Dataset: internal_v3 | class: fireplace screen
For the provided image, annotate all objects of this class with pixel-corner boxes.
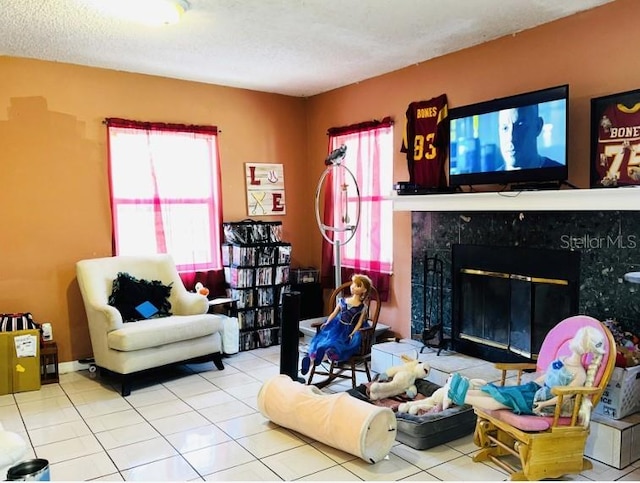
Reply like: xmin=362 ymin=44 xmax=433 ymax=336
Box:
xmin=459 ymin=269 xmax=510 ymax=350
xmin=452 ymin=244 xmax=580 ymax=361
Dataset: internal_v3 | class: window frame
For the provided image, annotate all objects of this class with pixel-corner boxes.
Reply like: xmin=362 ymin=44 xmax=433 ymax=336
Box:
xmin=106 ymin=119 xmax=223 ymax=273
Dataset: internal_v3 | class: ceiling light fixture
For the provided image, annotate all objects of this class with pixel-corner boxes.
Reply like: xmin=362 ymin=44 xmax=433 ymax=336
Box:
xmin=90 ymin=0 xmax=190 ymax=26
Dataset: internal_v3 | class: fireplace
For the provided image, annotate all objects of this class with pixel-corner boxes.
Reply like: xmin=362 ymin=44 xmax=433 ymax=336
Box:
xmin=451 ymin=244 xmax=580 ymax=362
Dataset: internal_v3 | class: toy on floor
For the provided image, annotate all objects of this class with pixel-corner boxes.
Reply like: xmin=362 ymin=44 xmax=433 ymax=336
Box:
xmin=397 ymin=386 xmax=446 ymax=414
xmin=258 ymin=374 xmax=396 ymax=463
xmin=368 ymin=355 xmax=429 ymax=401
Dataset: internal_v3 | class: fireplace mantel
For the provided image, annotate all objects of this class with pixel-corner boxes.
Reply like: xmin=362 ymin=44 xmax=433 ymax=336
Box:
xmin=391 ymin=187 xmax=640 ymax=212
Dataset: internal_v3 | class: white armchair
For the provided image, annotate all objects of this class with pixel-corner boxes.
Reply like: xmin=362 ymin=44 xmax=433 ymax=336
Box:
xmin=76 ymin=254 xmax=226 ymax=396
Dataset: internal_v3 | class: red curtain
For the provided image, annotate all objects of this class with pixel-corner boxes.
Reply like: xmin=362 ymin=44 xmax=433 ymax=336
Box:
xmin=105 ymin=118 xmax=219 ymax=135
xmin=179 ymin=269 xmax=226 ymax=295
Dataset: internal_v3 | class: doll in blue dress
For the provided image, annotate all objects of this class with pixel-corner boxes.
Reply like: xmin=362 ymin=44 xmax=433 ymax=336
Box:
xmin=301 ymin=274 xmax=373 ymax=375
xmin=444 ymin=326 xmax=606 ymax=415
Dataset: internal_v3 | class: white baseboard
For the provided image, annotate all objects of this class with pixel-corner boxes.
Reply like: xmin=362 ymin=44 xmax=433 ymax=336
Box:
xmin=59 ymin=360 xmax=92 ymax=374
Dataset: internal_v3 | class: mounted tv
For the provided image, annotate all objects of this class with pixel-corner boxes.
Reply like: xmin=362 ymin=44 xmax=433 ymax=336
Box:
xmin=448 ymin=85 xmax=569 ymax=188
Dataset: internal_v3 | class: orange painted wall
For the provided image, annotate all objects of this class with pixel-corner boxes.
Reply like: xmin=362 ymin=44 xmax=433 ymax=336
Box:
xmin=0 ymin=0 xmax=636 ymax=363
xmin=306 ymin=0 xmax=640 ymax=338
xmin=0 ymin=58 xmax=311 ymax=363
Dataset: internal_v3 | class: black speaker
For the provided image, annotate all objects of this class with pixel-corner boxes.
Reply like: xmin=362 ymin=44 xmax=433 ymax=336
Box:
xmin=290 ymin=282 xmax=324 ymax=319
xmin=280 ymin=291 xmax=304 ymax=382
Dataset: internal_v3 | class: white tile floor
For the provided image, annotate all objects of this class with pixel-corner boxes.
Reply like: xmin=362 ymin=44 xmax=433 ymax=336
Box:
xmin=2 ymin=344 xmax=640 ymax=481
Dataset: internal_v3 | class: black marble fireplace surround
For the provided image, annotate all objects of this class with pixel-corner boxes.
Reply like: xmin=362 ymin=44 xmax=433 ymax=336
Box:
xmin=411 ymin=210 xmax=640 ymax=361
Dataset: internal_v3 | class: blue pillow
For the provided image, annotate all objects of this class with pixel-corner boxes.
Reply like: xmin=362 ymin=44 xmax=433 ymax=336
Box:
xmin=108 ymin=272 xmax=172 ymax=322
xmin=135 ymin=301 xmax=159 ymax=319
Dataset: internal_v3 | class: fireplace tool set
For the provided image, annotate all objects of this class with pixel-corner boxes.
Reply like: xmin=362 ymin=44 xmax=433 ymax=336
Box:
xmin=420 ymin=253 xmax=451 ymax=355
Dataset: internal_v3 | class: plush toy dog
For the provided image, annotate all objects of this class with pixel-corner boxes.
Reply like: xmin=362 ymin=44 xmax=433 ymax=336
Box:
xmin=397 ymin=386 xmax=447 ymax=414
xmin=369 ymin=355 xmax=429 ymax=401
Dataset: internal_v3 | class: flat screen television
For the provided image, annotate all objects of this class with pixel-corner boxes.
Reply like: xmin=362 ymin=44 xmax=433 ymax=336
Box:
xmin=448 ymin=85 xmax=569 ymax=188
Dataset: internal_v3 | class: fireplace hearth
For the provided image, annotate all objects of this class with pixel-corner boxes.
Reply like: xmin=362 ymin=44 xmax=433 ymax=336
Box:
xmin=451 ymin=244 xmax=580 ymax=362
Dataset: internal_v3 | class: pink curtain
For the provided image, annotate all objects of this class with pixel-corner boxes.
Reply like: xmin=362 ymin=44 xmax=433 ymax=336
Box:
xmin=106 ymin=118 xmax=225 ymax=292
xmin=321 ymin=118 xmax=393 ymax=301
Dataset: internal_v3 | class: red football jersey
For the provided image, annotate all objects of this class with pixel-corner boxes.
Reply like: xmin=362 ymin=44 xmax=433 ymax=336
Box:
xmin=595 ymin=103 xmax=640 ymax=186
xmin=401 ymin=94 xmax=449 ymax=188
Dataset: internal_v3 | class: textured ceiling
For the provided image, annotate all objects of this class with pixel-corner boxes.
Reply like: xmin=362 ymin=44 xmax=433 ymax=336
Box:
xmin=0 ymin=0 xmax=615 ymax=97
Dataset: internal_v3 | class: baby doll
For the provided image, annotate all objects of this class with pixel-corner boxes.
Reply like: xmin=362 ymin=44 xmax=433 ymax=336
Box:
xmin=301 ymin=274 xmax=372 ymax=375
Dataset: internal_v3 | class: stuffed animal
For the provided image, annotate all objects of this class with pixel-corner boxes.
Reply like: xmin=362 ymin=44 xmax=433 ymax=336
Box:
xmin=194 ymin=282 xmax=210 ymax=297
xmin=397 ymin=376 xmax=488 ymax=414
xmin=369 ymin=355 xmax=429 ymax=401
xmin=397 ymin=386 xmax=446 ymax=414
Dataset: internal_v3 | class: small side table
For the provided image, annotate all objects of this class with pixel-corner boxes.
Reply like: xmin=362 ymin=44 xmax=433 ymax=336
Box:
xmin=208 ymin=297 xmax=238 ymax=317
xmin=40 ymin=340 xmax=59 ymax=384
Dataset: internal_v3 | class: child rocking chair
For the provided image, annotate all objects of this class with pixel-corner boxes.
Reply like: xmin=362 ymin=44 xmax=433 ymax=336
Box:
xmin=471 ymin=315 xmax=616 ymax=481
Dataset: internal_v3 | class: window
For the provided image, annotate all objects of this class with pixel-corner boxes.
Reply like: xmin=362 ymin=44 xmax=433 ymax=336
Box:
xmin=106 ymin=119 xmax=223 ymax=273
xmin=323 ymin=118 xmax=393 ymax=297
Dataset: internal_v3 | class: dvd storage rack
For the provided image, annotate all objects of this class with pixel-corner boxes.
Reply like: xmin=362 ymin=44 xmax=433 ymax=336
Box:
xmin=222 ymin=220 xmax=291 ymax=351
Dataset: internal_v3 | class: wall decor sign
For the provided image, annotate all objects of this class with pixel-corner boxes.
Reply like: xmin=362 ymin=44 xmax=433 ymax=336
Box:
xmin=245 ymin=163 xmax=286 ymax=215
xmin=591 ymin=88 xmax=640 ymax=188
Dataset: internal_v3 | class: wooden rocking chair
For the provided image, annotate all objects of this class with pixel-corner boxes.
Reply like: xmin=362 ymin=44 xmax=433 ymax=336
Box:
xmin=472 ymin=315 xmax=616 ymax=481
xmin=306 ymin=281 xmax=381 ymax=389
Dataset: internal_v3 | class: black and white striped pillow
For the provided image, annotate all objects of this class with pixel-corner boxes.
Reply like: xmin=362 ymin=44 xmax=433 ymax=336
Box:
xmin=0 ymin=312 xmax=39 ymax=332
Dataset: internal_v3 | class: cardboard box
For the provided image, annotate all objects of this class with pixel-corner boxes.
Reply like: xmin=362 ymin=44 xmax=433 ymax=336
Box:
xmin=0 ymin=329 xmax=41 ymax=395
xmin=585 ymin=412 xmax=640 ymax=469
xmin=594 ymin=364 xmax=640 ymax=419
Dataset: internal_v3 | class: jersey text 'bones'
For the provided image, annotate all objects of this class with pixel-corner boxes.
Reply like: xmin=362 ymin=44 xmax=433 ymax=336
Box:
xmin=401 ymin=94 xmax=448 ymax=188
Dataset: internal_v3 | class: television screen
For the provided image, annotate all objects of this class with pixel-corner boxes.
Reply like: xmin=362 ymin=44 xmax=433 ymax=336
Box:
xmin=448 ymin=85 xmax=568 ymax=188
